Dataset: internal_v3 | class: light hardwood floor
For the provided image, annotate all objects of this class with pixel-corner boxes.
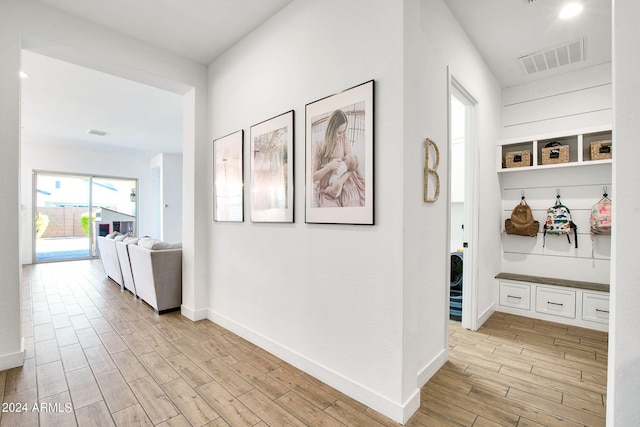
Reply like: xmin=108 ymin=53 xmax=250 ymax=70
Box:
xmin=1 ymin=260 xmax=607 ymax=426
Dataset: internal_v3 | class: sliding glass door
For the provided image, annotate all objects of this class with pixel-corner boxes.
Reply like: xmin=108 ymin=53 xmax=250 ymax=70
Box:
xmin=34 ymin=172 xmax=92 ymax=261
xmin=33 ymin=171 xmax=137 ymax=262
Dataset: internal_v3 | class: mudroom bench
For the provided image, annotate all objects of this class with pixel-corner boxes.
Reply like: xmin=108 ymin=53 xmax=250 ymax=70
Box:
xmin=495 ymin=272 xmax=609 ymax=331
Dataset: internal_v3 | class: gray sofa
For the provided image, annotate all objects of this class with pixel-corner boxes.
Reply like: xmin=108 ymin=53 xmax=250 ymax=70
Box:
xmin=127 ymin=238 xmax=182 ymax=313
xmin=97 ymin=234 xmax=182 ymax=313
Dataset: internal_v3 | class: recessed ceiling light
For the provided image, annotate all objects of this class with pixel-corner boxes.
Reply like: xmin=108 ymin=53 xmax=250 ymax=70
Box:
xmin=19 ymin=71 xmax=30 ymax=79
xmin=559 ymin=3 xmax=583 ymax=19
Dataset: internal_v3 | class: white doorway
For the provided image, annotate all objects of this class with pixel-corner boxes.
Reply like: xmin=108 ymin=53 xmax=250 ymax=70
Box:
xmin=449 ymin=76 xmax=479 ymax=331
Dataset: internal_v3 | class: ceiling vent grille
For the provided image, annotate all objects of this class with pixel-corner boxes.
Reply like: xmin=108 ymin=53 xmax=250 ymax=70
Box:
xmin=88 ymin=129 xmax=110 ymax=136
xmin=518 ymin=38 xmax=585 ymax=75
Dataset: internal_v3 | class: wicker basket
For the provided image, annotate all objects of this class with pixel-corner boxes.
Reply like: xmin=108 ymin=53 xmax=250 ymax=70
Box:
xmin=590 ymin=140 xmax=612 ymax=160
xmin=541 ymin=145 xmax=569 ymax=165
xmin=505 ymin=150 xmax=531 ymax=168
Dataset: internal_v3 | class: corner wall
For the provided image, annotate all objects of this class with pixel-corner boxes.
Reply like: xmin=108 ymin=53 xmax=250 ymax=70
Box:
xmin=609 ymin=0 xmax=640 ymax=424
xmin=0 ymin=0 xmax=23 ymax=370
xmin=206 ymin=0 xmax=503 ymax=422
xmin=207 ymin=0 xmax=407 ymax=420
xmin=0 ymin=0 xmax=207 ymax=370
xmin=403 ymin=0 xmax=503 ymax=392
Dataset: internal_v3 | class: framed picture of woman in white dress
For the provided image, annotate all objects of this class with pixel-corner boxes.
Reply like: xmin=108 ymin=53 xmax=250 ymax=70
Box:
xmin=213 ymin=130 xmax=244 ymax=222
xmin=305 ymin=80 xmax=374 ymax=224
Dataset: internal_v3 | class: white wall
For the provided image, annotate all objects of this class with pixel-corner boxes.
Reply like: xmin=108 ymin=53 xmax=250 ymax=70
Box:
xmin=161 ymin=153 xmax=183 ymax=243
xmin=21 ymin=143 xmax=154 ymax=263
xmin=502 ymin=62 xmax=612 ymax=139
xmin=150 ymin=153 xmax=183 ymax=243
xmin=499 ymin=66 xmax=613 ymax=285
xmin=0 ymin=0 xmax=23 ymax=371
xmin=403 ymin=0 xmax=503 ymax=392
xmin=609 ymin=0 xmax=640 ymax=424
xmin=0 ymin=0 xmax=207 ymax=370
xmin=207 ymin=0 xmax=407 ymax=419
xmin=205 ymin=0 xmax=502 ymax=422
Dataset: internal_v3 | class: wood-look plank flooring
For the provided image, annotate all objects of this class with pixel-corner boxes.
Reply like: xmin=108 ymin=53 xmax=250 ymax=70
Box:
xmin=407 ymin=316 xmax=608 ymax=427
xmin=1 ymin=260 xmax=607 ymax=426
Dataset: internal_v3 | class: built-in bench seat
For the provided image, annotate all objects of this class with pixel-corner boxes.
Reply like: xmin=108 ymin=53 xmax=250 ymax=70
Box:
xmin=495 ymin=272 xmax=610 ymax=331
xmin=495 ymin=272 xmax=609 ymax=293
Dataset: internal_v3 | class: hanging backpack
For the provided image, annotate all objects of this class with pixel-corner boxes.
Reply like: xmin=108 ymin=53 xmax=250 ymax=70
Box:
xmin=505 ymin=197 xmax=539 ymax=237
xmin=590 ymin=191 xmax=612 ymax=235
xmin=543 ymin=194 xmax=578 ymax=248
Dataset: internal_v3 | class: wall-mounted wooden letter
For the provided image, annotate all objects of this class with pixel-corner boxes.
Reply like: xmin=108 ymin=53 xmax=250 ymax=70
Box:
xmin=424 ymin=138 xmax=440 ymax=202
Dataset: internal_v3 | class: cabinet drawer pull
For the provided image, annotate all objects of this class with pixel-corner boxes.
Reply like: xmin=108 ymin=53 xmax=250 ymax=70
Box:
xmin=595 ymin=308 xmax=609 ymax=314
xmin=547 ymin=302 xmax=563 ymax=306
xmin=507 ymin=295 xmax=522 ymax=300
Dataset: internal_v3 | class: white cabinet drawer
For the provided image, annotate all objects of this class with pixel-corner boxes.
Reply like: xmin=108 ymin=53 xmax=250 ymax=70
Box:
xmin=536 ymin=287 xmax=576 ymax=318
xmin=583 ymin=293 xmax=610 ymax=324
xmin=499 ymin=282 xmax=531 ymax=310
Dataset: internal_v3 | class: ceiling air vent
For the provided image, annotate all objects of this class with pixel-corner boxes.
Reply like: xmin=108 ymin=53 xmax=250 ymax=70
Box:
xmin=88 ymin=129 xmax=110 ymax=136
xmin=518 ymin=38 xmax=585 ymax=75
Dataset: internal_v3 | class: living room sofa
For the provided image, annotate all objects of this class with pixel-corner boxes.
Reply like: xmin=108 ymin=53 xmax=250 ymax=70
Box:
xmin=97 ymin=234 xmax=182 ymax=313
xmin=115 ymin=237 xmax=140 ymax=295
xmin=96 ymin=234 xmax=125 ymax=288
xmin=127 ymin=238 xmax=182 ymax=313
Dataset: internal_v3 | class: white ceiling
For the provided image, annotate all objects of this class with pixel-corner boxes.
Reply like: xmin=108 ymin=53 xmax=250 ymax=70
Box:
xmin=21 ymin=50 xmax=184 ymax=154
xmin=22 ymin=0 xmax=611 ymax=156
xmin=34 ymin=0 xmax=294 ymax=65
xmin=22 ymin=0 xmax=293 ymax=156
xmin=444 ymin=0 xmax=611 ymax=88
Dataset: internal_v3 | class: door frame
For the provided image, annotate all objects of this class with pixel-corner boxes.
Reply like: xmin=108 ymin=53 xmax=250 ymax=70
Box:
xmin=32 ymin=170 xmax=138 ymax=263
xmin=448 ymin=71 xmax=480 ymax=331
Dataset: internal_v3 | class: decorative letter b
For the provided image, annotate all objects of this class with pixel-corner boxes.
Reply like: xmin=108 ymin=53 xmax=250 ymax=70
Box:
xmin=423 ymin=138 xmax=440 ymax=202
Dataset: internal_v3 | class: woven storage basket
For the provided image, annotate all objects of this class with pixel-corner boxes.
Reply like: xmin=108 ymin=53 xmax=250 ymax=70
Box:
xmin=590 ymin=140 xmax=612 ymax=160
xmin=505 ymin=150 xmax=531 ymax=168
xmin=541 ymin=145 xmax=569 ymax=165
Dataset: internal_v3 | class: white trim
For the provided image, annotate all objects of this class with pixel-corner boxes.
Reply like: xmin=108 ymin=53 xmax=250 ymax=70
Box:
xmin=417 ymin=348 xmax=447 ymax=387
xmin=478 ymin=302 xmax=496 ymax=327
xmin=180 ymin=304 xmax=207 ymax=321
xmin=209 ymin=309 xmax=412 ymax=424
xmin=449 ymin=74 xmax=480 ymax=331
xmin=0 ymin=339 xmax=24 ymax=371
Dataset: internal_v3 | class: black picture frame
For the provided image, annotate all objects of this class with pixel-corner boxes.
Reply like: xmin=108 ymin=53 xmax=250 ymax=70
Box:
xmin=305 ymin=80 xmax=374 ymax=224
xmin=249 ymin=110 xmax=295 ymax=223
xmin=213 ymin=130 xmax=244 ymax=222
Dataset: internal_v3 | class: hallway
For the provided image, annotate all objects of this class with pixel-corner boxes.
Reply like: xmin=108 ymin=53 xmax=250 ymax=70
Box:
xmin=1 ymin=260 xmax=607 ymax=426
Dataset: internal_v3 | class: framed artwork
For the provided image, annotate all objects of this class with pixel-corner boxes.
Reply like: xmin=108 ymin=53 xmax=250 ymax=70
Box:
xmin=250 ymin=111 xmax=294 ymax=222
xmin=305 ymin=80 xmax=374 ymax=224
xmin=213 ymin=130 xmax=244 ymax=222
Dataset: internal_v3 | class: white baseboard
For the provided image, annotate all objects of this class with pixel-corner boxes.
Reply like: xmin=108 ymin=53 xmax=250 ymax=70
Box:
xmin=208 ymin=309 xmax=414 ymax=424
xmin=402 ymin=388 xmax=422 ymax=424
xmin=0 ymin=340 xmax=25 ymax=371
xmin=180 ymin=305 xmax=207 ymax=321
xmin=417 ymin=347 xmax=448 ymax=388
xmin=477 ymin=302 xmax=496 ymax=328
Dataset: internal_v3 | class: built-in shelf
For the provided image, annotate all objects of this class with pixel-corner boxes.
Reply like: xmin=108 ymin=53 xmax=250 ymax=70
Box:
xmin=497 ymin=126 xmax=612 ymax=172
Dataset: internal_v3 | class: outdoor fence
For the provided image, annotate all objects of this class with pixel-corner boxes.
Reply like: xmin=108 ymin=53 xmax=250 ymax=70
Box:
xmin=37 ymin=206 xmax=89 ymax=238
